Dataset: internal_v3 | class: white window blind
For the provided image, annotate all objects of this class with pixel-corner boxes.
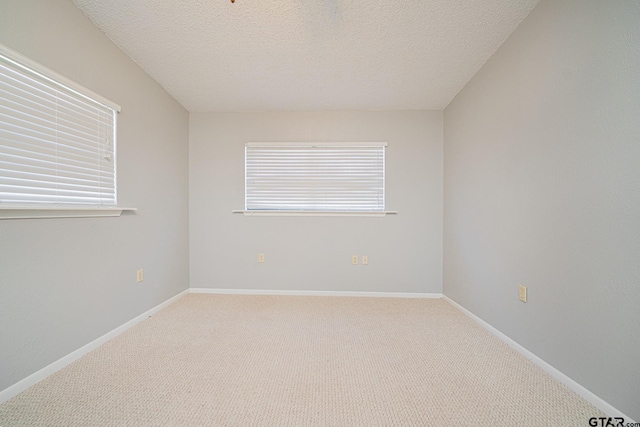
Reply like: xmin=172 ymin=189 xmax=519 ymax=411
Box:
xmin=245 ymin=142 xmax=386 ymax=212
xmin=0 ymin=44 xmax=120 ymax=206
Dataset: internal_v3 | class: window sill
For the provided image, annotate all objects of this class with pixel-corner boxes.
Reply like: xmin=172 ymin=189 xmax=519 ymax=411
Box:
xmin=0 ymin=205 xmax=137 ymax=220
xmin=232 ymin=210 xmax=397 ymax=217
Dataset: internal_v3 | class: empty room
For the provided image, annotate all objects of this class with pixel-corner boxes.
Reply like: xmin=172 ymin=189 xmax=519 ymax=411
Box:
xmin=0 ymin=0 xmax=638 ymax=425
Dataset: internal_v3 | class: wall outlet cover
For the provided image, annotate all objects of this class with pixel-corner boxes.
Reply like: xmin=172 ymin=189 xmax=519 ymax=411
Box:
xmin=518 ymin=285 xmax=527 ymax=303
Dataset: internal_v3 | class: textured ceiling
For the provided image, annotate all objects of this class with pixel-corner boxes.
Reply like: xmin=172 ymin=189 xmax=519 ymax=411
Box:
xmin=72 ymin=0 xmax=540 ymax=112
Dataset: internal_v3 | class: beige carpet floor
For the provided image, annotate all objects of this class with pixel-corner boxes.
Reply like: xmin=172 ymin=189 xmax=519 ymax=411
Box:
xmin=0 ymin=294 xmax=603 ymax=426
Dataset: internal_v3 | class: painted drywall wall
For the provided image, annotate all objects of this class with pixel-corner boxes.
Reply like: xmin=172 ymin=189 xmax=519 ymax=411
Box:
xmin=444 ymin=0 xmax=640 ymax=419
xmin=0 ymin=0 xmax=189 ymax=391
xmin=190 ymin=111 xmax=443 ymax=294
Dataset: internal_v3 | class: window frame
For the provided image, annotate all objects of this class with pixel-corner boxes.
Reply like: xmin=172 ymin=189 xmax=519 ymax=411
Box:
xmin=0 ymin=43 xmax=135 ymax=219
xmin=235 ymin=141 xmax=396 ymax=217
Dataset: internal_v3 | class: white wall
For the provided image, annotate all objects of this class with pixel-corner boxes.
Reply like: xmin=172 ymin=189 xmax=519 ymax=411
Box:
xmin=444 ymin=0 xmax=640 ymax=420
xmin=190 ymin=111 xmax=442 ymax=294
xmin=0 ymin=0 xmax=190 ymax=391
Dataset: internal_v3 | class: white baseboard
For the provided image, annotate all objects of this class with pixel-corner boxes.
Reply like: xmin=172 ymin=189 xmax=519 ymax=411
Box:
xmin=190 ymin=288 xmax=442 ymax=299
xmin=0 ymin=289 xmax=189 ymax=405
xmin=443 ymin=296 xmax=635 ymax=422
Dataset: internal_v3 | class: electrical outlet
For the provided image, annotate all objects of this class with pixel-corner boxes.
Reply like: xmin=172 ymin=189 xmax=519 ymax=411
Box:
xmin=136 ymin=269 xmax=144 ymax=283
xmin=258 ymin=253 xmax=265 ymax=263
xmin=352 ymin=255 xmax=358 ymax=265
xmin=518 ymin=285 xmax=527 ymax=303
xmin=362 ymin=255 xmax=368 ymax=265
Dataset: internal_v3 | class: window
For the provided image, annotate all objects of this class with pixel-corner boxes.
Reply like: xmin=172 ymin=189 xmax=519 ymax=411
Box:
xmin=244 ymin=142 xmax=387 ymax=213
xmin=0 ymin=43 xmax=120 ymax=207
